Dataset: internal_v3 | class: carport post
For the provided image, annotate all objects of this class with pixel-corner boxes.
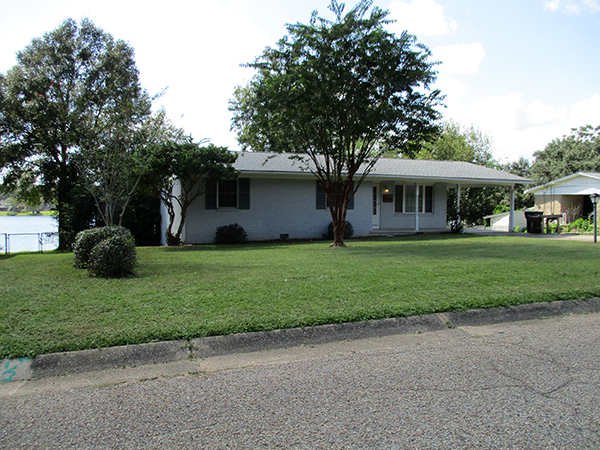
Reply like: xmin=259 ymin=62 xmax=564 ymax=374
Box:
xmin=415 ymin=183 xmax=420 ymax=232
xmin=590 ymin=193 xmax=599 ymax=243
xmin=509 ymin=186 xmax=515 ymax=232
xmin=456 ymin=184 xmax=461 ymax=224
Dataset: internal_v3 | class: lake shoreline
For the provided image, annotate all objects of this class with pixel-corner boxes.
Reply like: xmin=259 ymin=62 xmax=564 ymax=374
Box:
xmin=0 ymin=212 xmax=56 ymax=217
xmin=0 ymin=215 xmax=59 ymax=253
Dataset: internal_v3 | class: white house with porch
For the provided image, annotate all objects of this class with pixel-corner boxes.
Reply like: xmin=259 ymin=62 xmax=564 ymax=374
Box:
xmin=162 ymin=152 xmax=531 ymax=244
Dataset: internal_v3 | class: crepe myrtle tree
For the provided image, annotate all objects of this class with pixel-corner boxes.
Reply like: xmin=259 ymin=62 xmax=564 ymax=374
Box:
xmin=230 ymin=0 xmax=443 ymax=246
xmin=74 ymin=109 xmax=186 ymax=228
xmin=144 ymin=141 xmax=238 ymax=246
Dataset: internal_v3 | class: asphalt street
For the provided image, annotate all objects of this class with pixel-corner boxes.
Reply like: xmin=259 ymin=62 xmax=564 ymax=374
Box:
xmin=1 ymin=311 xmax=599 ymax=449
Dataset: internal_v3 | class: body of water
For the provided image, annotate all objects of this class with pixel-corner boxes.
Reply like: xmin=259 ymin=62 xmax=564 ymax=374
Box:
xmin=0 ymin=215 xmax=58 ymax=253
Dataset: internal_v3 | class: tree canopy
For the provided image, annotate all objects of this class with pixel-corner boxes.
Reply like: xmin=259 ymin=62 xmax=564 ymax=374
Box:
xmin=530 ymin=125 xmax=600 ymax=185
xmin=229 ymin=0 xmax=443 ymax=246
xmin=0 ymin=18 xmax=151 ymax=248
xmin=74 ymin=110 xmax=179 ymax=228
xmin=416 ymin=120 xmax=494 ymax=166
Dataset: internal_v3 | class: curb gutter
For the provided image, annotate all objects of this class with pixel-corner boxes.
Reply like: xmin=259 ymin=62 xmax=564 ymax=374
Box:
xmin=2 ymin=297 xmax=600 ymax=383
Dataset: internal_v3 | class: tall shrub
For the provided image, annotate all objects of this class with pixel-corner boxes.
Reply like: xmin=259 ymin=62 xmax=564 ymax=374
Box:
xmin=73 ymin=226 xmax=135 ymax=270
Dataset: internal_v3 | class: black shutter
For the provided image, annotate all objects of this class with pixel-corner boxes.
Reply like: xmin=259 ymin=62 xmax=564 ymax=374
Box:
xmin=316 ymin=182 xmax=326 ymax=210
xmin=347 ymin=183 xmax=354 ymax=210
xmin=395 ymin=185 xmax=403 ymax=213
xmin=425 ymin=185 xmax=434 ymax=213
xmin=239 ymin=178 xmax=250 ymax=210
xmin=206 ymin=180 xmax=217 ymax=210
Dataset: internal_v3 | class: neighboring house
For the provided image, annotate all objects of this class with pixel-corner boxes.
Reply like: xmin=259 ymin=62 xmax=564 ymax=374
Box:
xmin=524 ymin=172 xmax=600 ymax=223
xmin=483 ymin=211 xmax=527 ymax=231
xmin=163 ymin=152 xmax=531 ymax=244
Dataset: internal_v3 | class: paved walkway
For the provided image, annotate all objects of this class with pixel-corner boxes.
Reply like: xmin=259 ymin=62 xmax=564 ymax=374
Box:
xmin=1 ymin=303 xmax=600 ymax=448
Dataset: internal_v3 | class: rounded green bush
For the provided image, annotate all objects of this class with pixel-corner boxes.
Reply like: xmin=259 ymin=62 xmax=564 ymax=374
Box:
xmin=73 ymin=226 xmax=135 ymax=269
xmin=88 ymin=235 xmax=137 ymax=278
xmin=215 ymin=223 xmax=248 ymax=244
xmin=324 ymin=221 xmax=354 ymax=240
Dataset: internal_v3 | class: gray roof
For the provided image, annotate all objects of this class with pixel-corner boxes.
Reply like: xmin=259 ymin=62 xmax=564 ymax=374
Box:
xmin=233 ymin=152 xmax=531 ymax=186
xmin=525 ymin=171 xmax=600 ymax=194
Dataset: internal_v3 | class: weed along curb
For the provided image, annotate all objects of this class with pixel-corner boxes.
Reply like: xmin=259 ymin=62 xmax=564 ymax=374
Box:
xmin=2 ymin=298 xmax=600 ymax=383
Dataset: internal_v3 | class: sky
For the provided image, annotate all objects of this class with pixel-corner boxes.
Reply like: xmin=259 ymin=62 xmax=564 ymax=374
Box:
xmin=1 ymin=0 xmax=599 ymax=163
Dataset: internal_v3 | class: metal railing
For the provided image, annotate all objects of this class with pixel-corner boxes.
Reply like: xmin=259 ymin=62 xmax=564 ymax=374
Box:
xmin=1 ymin=232 xmax=58 ymax=255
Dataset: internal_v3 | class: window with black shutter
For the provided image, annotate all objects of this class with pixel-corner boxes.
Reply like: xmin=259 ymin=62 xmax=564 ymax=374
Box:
xmin=316 ymin=181 xmax=354 ymax=210
xmin=206 ymin=178 xmax=250 ymax=209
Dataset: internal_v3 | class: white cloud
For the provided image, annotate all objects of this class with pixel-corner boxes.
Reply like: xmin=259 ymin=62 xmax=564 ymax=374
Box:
xmin=70 ymin=0 xmax=272 ymax=149
xmin=442 ymin=93 xmax=567 ymax=161
xmin=435 ymin=75 xmax=468 ymax=100
xmin=468 ymin=93 xmax=565 ymax=132
xmin=432 ymin=43 xmax=485 ymax=75
xmin=568 ymin=95 xmax=600 ymax=128
xmin=433 ymin=75 xmax=467 ymax=116
xmin=544 ymin=0 xmax=600 ymax=14
xmin=523 ymin=100 xmax=567 ymax=127
xmin=387 ymin=0 xmax=458 ymax=36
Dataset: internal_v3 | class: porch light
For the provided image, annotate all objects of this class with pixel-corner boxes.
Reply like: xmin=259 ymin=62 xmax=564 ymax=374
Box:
xmin=590 ymin=193 xmax=599 ymax=243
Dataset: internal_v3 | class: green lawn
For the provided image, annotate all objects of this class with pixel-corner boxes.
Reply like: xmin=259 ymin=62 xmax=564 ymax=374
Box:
xmin=1 ymin=234 xmax=599 ymax=359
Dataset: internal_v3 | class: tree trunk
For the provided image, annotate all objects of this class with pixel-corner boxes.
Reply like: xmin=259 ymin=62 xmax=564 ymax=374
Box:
xmin=331 ymin=217 xmax=347 ymax=247
xmin=56 ymin=166 xmax=72 ymax=251
xmin=56 ymin=200 xmax=70 ymax=251
xmin=329 ymin=179 xmax=352 ymax=247
xmin=174 ymin=204 xmax=187 ymax=245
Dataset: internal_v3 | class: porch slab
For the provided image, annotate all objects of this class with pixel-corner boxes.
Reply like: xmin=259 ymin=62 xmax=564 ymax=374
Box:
xmin=369 ymin=228 xmax=450 ymax=237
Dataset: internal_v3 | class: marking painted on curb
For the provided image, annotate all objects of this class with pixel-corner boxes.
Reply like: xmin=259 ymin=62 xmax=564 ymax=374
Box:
xmin=1 ymin=358 xmax=32 ymax=382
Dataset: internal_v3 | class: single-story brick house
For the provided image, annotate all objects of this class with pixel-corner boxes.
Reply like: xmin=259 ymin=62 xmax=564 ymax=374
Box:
xmin=162 ymin=152 xmax=531 ymax=244
xmin=524 ymin=172 xmax=600 ymax=223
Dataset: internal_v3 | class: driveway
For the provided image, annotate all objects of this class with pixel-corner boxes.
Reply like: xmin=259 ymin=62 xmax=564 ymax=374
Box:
xmin=465 ymin=227 xmax=597 ymax=241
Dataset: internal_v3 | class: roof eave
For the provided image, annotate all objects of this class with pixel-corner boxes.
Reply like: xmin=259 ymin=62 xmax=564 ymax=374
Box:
xmin=239 ymin=169 xmax=530 ymax=186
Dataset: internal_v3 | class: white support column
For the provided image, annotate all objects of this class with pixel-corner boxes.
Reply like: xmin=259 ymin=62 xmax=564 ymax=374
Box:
xmin=509 ymin=186 xmax=516 ymax=232
xmin=415 ymin=183 xmax=420 ymax=231
xmin=456 ymin=184 xmax=462 ymax=223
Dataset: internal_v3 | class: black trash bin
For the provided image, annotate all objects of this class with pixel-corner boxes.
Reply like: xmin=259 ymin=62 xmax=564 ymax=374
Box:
xmin=525 ymin=211 xmax=543 ymax=234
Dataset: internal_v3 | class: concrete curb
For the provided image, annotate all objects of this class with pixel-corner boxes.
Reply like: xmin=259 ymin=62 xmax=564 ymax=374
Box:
xmin=2 ymin=297 xmax=599 ymax=383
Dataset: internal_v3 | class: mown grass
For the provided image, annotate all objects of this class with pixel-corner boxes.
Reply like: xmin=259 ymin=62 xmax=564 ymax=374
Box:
xmin=0 ymin=211 xmax=55 ymax=216
xmin=1 ymin=234 xmax=599 ymax=359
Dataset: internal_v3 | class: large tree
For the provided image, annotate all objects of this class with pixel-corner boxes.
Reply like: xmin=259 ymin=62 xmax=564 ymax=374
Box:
xmin=0 ymin=18 xmax=151 ymax=248
xmin=531 ymin=124 xmax=600 ymax=185
xmin=229 ymin=0 xmax=443 ymax=246
xmin=74 ymin=110 xmax=179 ymax=228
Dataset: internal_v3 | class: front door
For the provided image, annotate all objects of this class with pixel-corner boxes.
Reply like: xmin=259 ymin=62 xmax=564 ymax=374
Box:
xmin=372 ymin=185 xmax=380 ymax=229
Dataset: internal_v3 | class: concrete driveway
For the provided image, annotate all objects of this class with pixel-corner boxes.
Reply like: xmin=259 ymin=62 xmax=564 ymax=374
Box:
xmin=1 ymin=311 xmax=599 ymax=449
xmin=465 ymin=227 xmax=598 ymax=241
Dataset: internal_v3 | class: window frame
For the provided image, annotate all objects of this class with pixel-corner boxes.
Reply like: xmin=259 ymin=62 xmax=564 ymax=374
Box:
xmin=316 ymin=181 xmax=354 ymax=210
xmin=206 ymin=178 xmax=250 ymax=210
xmin=218 ymin=179 xmax=238 ymax=208
xmin=394 ymin=184 xmax=434 ymax=214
